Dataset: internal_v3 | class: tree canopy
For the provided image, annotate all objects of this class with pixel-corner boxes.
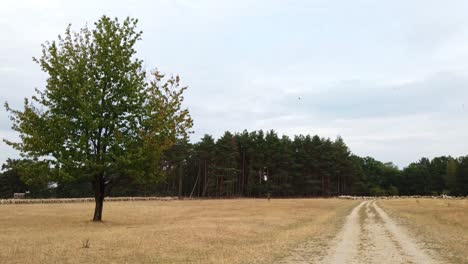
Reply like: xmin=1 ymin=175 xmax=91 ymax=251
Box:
xmin=4 ymin=16 xmax=192 ymax=221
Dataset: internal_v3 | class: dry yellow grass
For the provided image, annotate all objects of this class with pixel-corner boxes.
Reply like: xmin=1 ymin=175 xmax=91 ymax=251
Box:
xmin=0 ymin=198 xmax=357 ymax=264
xmin=379 ymin=199 xmax=468 ymax=264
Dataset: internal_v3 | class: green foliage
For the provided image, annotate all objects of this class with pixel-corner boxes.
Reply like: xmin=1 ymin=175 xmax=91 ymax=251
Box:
xmin=177 ymin=130 xmax=361 ymax=198
xmin=387 ymin=185 xmax=399 ymax=196
xmin=0 ymin=159 xmax=54 ymax=198
xmin=4 ymin=16 xmax=192 ymax=209
xmin=0 ymin=159 xmax=27 ymax=198
xmin=445 ymin=157 xmax=458 ymax=194
xmin=3 ymin=131 xmax=468 ymax=198
xmin=369 ymin=186 xmax=387 ymax=196
xmin=456 ymin=156 xmax=468 ymax=196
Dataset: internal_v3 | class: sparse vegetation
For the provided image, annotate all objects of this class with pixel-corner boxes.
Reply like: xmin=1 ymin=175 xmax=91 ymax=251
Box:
xmin=0 ymin=199 xmax=356 ymax=264
xmin=82 ymin=239 xmax=91 ymax=249
xmin=380 ymin=198 xmax=468 ymax=263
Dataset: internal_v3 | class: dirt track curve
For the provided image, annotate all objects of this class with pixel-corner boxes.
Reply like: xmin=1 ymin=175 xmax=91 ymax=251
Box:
xmin=278 ymin=200 xmax=442 ymax=264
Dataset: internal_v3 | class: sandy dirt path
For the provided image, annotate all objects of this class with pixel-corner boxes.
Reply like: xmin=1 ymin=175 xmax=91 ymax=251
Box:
xmin=277 ymin=200 xmax=442 ymax=264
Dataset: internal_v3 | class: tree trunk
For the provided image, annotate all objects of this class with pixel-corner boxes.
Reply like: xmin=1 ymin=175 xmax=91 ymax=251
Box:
xmin=202 ymin=160 xmax=208 ymax=197
xmin=241 ymin=150 xmax=245 ymax=196
xmin=190 ymin=165 xmax=200 ymax=198
xmin=93 ymin=177 xmax=105 ymax=222
xmin=321 ymin=175 xmax=325 ymax=196
xmin=178 ymin=164 xmax=183 ymax=198
xmin=337 ymin=175 xmax=340 ymax=195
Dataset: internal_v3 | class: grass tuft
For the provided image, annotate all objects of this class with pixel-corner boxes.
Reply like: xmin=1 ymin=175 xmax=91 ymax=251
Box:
xmin=81 ymin=239 xmax=90 ymax=249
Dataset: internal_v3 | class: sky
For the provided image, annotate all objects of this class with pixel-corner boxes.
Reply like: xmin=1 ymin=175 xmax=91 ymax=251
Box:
xmin=1 ymin=0 xmax=468 ymax=168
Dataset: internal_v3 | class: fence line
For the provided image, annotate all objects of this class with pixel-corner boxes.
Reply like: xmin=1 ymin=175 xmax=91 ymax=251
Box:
xmin=0 ymin=196 xmax=178 ymax=205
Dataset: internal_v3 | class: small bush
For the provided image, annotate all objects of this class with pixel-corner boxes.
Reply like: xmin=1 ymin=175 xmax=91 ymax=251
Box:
xmin=82 ymin=239 xmax=90 ymax=249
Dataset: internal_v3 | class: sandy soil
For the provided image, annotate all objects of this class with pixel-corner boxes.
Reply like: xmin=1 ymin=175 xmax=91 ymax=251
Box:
xmin=278 ymin=200 xmax=443 ymax=264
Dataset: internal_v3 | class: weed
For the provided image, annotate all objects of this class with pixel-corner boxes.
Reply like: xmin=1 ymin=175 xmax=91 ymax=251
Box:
xmin=82 ymin=239 xmax=90 ymax=249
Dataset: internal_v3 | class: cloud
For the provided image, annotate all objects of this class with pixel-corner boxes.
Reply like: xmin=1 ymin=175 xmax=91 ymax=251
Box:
xmin=2 ymin=0 xmax=468 ymax=168
xmin=270 ymin=72 xmax=468 ymax=119
xmin=186 ymin=72 xmax=468 ymax=167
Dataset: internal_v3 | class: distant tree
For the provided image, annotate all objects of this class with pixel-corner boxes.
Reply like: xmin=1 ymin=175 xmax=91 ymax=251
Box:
xmin=456 ymin=156 xmax=468 ymax=195
xmin=262 ymin=130 xmax=281 ymax=196
xmin=428 ymin=156 xmax=449 ymax=194
xmin=4 ymin=16 xmax=192 ymax=221
xmin=348 ymin=155 xmax=365 ymax=195
xmin=274 ymin=135 xmax=294 ymax=196
xmin=235 ymin=130 xmax=252 ymax=196
xmin=214 ymin=132 xmax=239 ymax=196
xmin=332 ymin=136 xmax=352 ymax=195
xmin=196 ymin=135 xmax=216 ymax=197
xmin=0 ymin=159 xmax=54 ymax=198
xmin=444 ymin=157 xmax=459 ymax=195
xmin=247 ymin=130 xmax=267 ymax=196
xmin=400 ymin=158 xmax=431 ymax=195
xmin=162 ymin=140 xmax=191 ymax=198
xmin=380 ymin=162 xmax=400 ymax=192
xmin=0 ymin=159 xmax=27 ymax=198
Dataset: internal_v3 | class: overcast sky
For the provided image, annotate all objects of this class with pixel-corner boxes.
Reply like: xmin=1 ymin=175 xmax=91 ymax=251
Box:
xmin=1 ymin=0 xmax=468 ymax=168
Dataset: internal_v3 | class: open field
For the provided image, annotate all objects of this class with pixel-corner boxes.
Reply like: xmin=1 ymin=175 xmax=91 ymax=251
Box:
xmin=2 ymin=198 xmax=467 ymax=264
xmin=0 ymin=199 xmax=357 ymax=264
xmin=379 ymin=198 xmax=468 ymax=263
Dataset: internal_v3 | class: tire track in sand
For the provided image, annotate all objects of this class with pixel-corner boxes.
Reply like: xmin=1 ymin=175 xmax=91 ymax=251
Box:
xmin=277 ymin=200 xmax=442 ymax=264
xmin=372 ymin=201 xmax=440 ymax=264
xmin=319 ymin=201 xmax=365 ymax=263
xmin=358 ymin=200 xmax=407 ymax=263
xmin=354 ymin=201 xmax=411 ymax=264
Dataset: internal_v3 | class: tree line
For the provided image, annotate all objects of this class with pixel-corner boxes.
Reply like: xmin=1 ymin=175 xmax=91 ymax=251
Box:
xmin=2 ymin=129 xmax=468 ymax=199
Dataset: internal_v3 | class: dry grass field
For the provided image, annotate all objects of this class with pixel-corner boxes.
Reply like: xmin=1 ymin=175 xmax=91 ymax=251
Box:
xmin=0 ymin=199 xmax=357 ymax=264
xmin=379 ymin=199 xmax=468 ymax=264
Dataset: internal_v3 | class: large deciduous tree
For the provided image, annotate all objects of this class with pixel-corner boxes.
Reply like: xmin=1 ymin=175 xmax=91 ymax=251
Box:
xmin=4 ymin=16 xmax=192 ymax=221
